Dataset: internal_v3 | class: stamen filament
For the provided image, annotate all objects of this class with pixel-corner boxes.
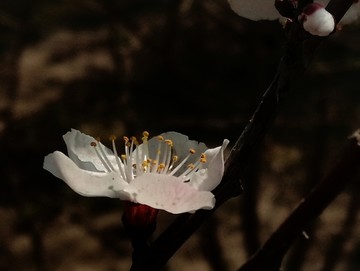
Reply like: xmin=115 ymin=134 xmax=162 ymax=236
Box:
xmin=141 ymin=131 xmax=150 ymax=162
xmin=96 ymin=139 xmax=115 ymax=171
xmin=180 ymin=160 xmax=200 ymax=178
xmin=110 ymin=136 xmax=126 ymax=180
xmin=90 ymin=142 xmax=112 ymax=172
xmin=169 ymin=151 xmax=193 ymax=176
xmin=162 ymin=140 xmax=173 ymax=174
xmin=152 ymin=136 xmax=163 ymax=172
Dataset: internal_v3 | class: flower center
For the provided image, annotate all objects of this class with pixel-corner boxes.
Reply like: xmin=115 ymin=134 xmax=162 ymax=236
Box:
xmin=90 ymin=131 xmax=207 ymax=183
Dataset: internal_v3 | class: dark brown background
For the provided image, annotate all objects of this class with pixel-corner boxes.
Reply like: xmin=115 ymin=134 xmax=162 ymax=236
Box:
xmin=1 ymin=1 xmax=360 ymax=270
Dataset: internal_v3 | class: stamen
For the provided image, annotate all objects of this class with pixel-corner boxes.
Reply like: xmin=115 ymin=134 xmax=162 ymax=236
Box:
xmin=161 ymin=139 xmax=173 ymax=174
xmin=168 ymin=155 xmax=178 ymax=171
xmin=142 ymin=131 xmax=149 ymax=139
xmin=164 ymin=139 xmax=173 ymax=147
xmin=200 ymin=153 xmax=207 ymax=163
xmin=130 ymin=136 xmax=142 ymax=176
xmin=169 ymin=148 xmax=195 ymax=176
xmin=180 ymin=161 xmax=200 ymax=177
xmin=157 ymin=163 xmax=165 ymax=173
xmin=125 ymin=137 xmax=135 ymax=181
xmin=96 ymin=138 xmax=115 ymax=171
xmin=142 ymin=160 xmax=149 ymax=171
xmin=151 ymin=136 xmax=164 ymax=172
xmin=141 ymin=131 xmax=150 ymax=164
xmin=179 ymin=153 xmax=207 ymax=178
xmin=151 ymin=160 xmax=158 ymax=173
xmin=90 ymin=142 xmax=112 ymax=172
xmin=109 ymin=135 xmax=126 ymax=180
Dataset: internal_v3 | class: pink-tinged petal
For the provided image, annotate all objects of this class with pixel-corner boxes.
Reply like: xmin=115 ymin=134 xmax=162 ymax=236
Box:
xmin=63 ymin=129 xmax=115 ymax=172
xmin=159 ymin=132 xmax=207 ymax=161
xmin=191 ymin=139 xmax=230 ymax=191
xmin=125 ymin=173 xmax=215 ymax=214
xmin=43 ymin=151 xmax=130 ymax=199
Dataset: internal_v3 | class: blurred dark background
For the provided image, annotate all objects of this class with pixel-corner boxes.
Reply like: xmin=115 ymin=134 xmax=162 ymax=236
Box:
xmin=0 ymin=0 xmax=360 ymax=270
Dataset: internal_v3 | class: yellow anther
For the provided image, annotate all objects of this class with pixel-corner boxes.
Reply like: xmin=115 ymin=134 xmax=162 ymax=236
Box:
xmin=200 ymin=153 xmax=207 ymax=163
xmin=142 ymin=131 xmax=149 ymax=138
xmin=90 ymin=142 xmax=97 ymax=147
xmin=109 ymin=135 xmax=117 ymax=141
xmin=131 ymin=136 xmax=139 ymax=145
xmin=157 ymin=163 xmax=165 ymax=171
xmin=152 ymin=160 xmax=158 ymax=165
xmin=142 ymin=161 xmax=149 ymax=167
xmin=121 ymin=154 xmax=127 ymax=160
xmin=200 ymin=157 xmax=207 ymax=163
xmin=187 ymin=163 xmax=195 ymax=169
xmin=164 ymin=139 xmax=173 ymax=146
xmin=189 ymin=148 xmax=196 ymax=154
xmin=172 ymin=155 xmax=178 ymax=162
xmin=157 ymin=135 xmax=164 ymax=141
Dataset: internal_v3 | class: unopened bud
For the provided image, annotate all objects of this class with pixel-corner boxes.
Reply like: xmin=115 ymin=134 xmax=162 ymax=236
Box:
xmin=300 ymin=3 xmax=335 ymax=37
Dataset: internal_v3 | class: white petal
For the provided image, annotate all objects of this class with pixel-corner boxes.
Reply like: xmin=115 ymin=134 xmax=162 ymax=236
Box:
xmin=191 ymin=139 xmax=229 ymax=191
xmin=136 ymin=131 xmax=208 ymax=175
xmin=63 ymin=129 xmax=115 ymax=172
xmin=124 ymin=173 xmax=215 ymax=214
xmin=43 ymin=151 xmax=130 ymax=199
xmin=228 ymin=0 xmax=281 ymax=21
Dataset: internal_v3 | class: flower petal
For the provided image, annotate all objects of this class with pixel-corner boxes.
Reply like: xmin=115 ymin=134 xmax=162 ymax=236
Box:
xmin=191 ymin=139 xmax=229 ymax=191
xmin=43 ymin=151 xmax=130 ymax=199
xmin=135 ymin=131 xmax=208 ymax=175
xmin=63 ymin=129 xmax=115 ymax=172
xmin=124 ymin=173 xmax=215 ymax=214
xmin=161 ymin=132 xmax=207 ymax=161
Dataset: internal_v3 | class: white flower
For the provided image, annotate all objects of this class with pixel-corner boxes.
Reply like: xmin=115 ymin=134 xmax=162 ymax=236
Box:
xmin=301 ymin=3 xmax=335 ymax=37
xmin=43 ymin=129 xmax=229 ymax=214
xmin=228 ymin=0 xmax=360 ymax=26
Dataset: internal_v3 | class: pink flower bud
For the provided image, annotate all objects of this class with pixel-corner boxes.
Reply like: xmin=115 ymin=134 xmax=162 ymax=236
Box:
xmin=300 ymin=3 xmax=335 ymax=37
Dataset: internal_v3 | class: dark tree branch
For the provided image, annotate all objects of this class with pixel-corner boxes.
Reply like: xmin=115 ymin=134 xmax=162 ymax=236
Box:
xmin=237 ymin=130 xmax=360 ymax=271
xmin=129 ymin=1 xmax=356 ymax=270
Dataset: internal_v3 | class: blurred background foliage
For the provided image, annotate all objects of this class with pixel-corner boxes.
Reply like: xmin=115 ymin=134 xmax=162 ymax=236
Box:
xmin=0 ymin=0 xmax=360 ymax=270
